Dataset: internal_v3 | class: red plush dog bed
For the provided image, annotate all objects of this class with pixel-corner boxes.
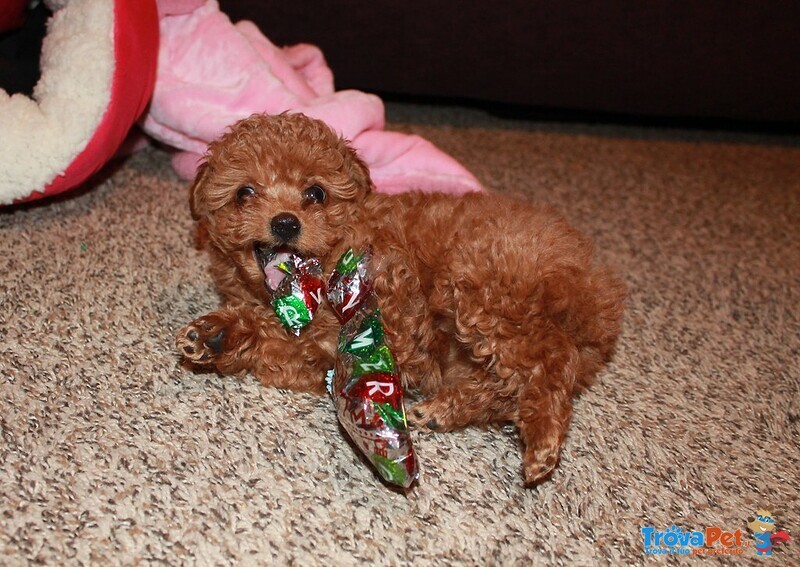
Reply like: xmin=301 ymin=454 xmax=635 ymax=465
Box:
xmin=0 ymin=0 xmax=158 ymax=205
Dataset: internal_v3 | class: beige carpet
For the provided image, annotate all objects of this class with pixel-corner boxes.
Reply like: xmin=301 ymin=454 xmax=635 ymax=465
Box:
xmin=1 ymin=102 xmax=798 ymax=565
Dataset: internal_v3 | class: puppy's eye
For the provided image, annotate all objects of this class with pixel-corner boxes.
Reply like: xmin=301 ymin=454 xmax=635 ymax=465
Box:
xmin=236 ymin=186 xmax=256 ymax=204
xmin=302 ymin=184 xmax=326 ymax=206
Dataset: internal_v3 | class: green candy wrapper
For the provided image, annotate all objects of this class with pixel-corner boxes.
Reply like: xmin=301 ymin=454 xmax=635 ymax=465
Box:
xmin=272 ymin=247 xmax=420 ymax=488
xmin=326 ymin=247 xmax=419 ymax=488
xmin=269 ymin=255 xmax=325 ymax=335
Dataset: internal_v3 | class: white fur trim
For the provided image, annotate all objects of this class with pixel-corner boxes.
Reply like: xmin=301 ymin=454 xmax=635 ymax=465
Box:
xmin=0 ymin=0 xmax=114 ymax=204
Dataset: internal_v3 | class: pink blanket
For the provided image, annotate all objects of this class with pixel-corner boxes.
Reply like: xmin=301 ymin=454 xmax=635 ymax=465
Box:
xmin=142 ymin=0 xmax=483 ymax=195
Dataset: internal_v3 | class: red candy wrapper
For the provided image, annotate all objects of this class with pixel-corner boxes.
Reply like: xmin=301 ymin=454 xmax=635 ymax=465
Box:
xmin=270 ymin=255 xmax=325 ymax=335
xmin=326 ymin=247 xmax=419 ymax=488
xmin=326 ymin=247 xmax=374 ymax=324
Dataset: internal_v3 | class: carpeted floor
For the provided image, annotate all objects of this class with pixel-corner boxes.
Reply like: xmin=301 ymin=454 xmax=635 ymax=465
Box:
xmin=1 ymin=102 xmax=798 ymax=565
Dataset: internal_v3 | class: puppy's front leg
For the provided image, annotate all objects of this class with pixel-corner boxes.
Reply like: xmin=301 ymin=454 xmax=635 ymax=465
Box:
xmin=177 ymin=310 xmax=234 ymax=368
xmin=176 ymin=305 xmax=335 ymax=394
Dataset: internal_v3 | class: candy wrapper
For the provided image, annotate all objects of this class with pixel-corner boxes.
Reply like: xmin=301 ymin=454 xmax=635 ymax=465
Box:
xmin=270 ymin=255 xmax=325 ymax=335
xmin=326 ymin=247 xmax=375 ymax=324
xmin=326 ymin=247 xmax=419 ymax=488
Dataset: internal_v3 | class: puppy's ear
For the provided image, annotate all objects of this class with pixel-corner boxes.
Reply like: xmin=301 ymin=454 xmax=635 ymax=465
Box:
xmin=346 ymin=146 xmax=374 ymax=198
xmin=189 ymin=161 xmax=210 ymax=220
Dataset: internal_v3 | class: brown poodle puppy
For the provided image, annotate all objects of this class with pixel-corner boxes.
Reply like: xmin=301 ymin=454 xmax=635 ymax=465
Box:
xmin=177 ymin=112 xmax=625 ymax=484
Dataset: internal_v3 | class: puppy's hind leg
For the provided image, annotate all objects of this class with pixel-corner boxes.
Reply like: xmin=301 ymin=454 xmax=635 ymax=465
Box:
xmin=409 ymin=359 xmax=519 ymax=431
xmin=516 ymin=330 xmax=580 ymax=485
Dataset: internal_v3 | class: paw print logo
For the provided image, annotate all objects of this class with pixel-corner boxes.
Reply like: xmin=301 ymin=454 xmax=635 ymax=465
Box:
xmin=747 ymin=510 xmax=791 ymax=556
xmin=659 ymin=525 xmax=685 ymax=547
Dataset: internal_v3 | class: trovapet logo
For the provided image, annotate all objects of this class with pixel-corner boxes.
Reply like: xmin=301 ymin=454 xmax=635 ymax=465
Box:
xmin=641 ymin=525 xmax=747 ymax=556
xmin=641 ymin=510 xmax=791 ymax=557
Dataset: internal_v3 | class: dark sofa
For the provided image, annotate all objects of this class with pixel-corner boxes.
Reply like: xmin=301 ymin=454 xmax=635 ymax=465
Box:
xmin=222 ymin=1 xmax=800 ymax=125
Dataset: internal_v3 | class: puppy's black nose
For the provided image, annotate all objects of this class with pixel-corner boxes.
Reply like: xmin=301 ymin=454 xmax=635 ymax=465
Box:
xmin=271 ymin=212 xmax=301 ymax=241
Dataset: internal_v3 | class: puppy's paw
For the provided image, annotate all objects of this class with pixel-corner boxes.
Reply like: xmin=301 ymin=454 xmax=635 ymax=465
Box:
xmin=176 ymin=315 xmax=227 ymax=364
xmin=523 ymin=442 xmax=561 ymax=485
xmin=408 ymin=400 xmax=449 ymax=432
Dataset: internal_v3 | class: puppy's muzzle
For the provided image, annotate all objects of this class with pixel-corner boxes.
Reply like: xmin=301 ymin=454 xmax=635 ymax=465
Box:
xmin=271 ymin=212 xmax=301 ymax=241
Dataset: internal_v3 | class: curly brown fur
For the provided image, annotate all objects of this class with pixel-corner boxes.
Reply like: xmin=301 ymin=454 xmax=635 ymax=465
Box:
xmin=177 ymin=112 xmax=626 ymax=484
